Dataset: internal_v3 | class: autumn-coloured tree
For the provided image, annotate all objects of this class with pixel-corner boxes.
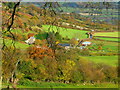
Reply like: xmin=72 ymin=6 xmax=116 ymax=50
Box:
xmin=27 ymin=46 xmax=55 ymax=60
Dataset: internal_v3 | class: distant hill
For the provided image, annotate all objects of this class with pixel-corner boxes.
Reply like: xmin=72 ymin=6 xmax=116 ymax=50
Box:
xmin=61 ymin=2 xmax=80 ymax=8
xmin=22 ymin=2 xmax=118 ymax=9
xmin=21 ymin=2 xmax=118 ymax=25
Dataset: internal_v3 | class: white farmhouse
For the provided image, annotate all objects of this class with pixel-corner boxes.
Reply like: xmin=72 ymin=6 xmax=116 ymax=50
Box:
xmin=25 ymin=36 xmax=35 ymax=45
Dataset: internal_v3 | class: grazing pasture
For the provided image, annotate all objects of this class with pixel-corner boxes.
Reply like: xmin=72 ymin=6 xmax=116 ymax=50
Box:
xmin=42 ymin=25 xmax=88 ymax=39
xmin=94 ymin=32 xmax=119 ymax=37
xmin=2 ymin=39 xmax=31 ymax=49
xmin=95 ymin=37 xmax=118 ymax=42
xmin=91 ymin=40 xmax=119 ymax=51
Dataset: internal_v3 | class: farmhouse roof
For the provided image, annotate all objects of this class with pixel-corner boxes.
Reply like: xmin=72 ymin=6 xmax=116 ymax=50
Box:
xmin=58 ymin=43 xmax=70 ymax=47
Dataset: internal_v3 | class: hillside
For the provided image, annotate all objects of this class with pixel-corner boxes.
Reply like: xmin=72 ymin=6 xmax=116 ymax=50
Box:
xmin=2 ymin=2 xmax=118 ymax=32
xmin=23 ymin=2 xmax=119 ymax=25
xmin=2 ymin=2 xmax=119 ymax=89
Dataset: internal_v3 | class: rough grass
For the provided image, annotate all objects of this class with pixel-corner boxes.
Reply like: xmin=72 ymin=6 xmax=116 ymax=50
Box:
xmin=94 ymin=32 xmax=119 ymax=37
xmin=42 ymin=25 xmax=88 ymax=39
xmin=83 ymin=56 xmax=118 ymax=67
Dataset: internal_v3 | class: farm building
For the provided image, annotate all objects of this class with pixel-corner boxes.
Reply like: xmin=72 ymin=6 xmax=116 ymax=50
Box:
xmin=86 ymin=31 xmax=94 ymax=39
xmin=82 ymin=41 xmax=92 ymax=46
xmin=58 ymin=43 xmax=72 ymax=50
xmin=25 ymin=36 xmax=35 ymax=45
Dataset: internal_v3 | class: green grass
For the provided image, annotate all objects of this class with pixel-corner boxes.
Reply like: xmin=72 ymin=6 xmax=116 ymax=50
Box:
xmin=102 ymin=45 xmax=118 ymax=52
xmin=17 ymin=83 xmax=118 ymax=88
xmin=83 ymin=56 xmax=118 ymax=67
xmin=94 ymin=32 xmax=119 ymax=37
xmin=11 ymin=29 xmax=37 ymax=36
xmin=91 ymin=40 xmax=119 ymax=52
xmin=2 ymin=82 xmax=118 ymax=88
xmin=95 ymin=37 xmax=118 ymax=42
xmin=2 ymin=39 xmax=31 ymax=49
xmin=2 ymin=28 xmax=37 ymax=49
xmin=42 ymin=25 xmax=88 ymax=39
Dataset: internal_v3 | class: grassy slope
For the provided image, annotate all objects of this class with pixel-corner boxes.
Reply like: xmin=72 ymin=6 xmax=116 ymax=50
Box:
xmin=2 ymin=82 xmax=118 ymax=88
xmin=3 ymin=28 xmax=119 ymax=51
xmin=82 ymin=56 xmax=118 ymax=67
xmin=2 ymin=39 xmax=31 ymax=49
xmin=11 ymin=29 xmax=37 ymax=35
xmin=2 ymin=29 xmax=37 ymax=49
xmin=91 ymin=40 xmax=119 ymax=51
xmin=96 ymin=37 xmax=118 ymax=42
xmin=42 ymin=25 xmax=88 ymax=39
xmin=94 ymin=32 xmax=119 ymax=37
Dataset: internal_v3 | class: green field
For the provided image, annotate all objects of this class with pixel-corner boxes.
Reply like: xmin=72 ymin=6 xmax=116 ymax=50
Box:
xmin=94 ymin=32 xmax=119 ymax=37
xmin=83 ymin=56 xmax=118 ymax=67
xmin=11 ymin=29 xmax=37 ymax=35
xmin=2 ymin=82 xmax=118 ymax=88
xmin=91 ymin=40 xmax=119 ymax=51
xmin=42 ymin=25 xmax=88 ymax=39
xmin=96 ymin=37 xmax=118 ymax=42
xmin=1 ymin=39 xmax=31 ymax=49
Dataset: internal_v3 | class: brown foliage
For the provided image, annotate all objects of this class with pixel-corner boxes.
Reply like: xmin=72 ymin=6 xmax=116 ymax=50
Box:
xmin=27 ymin=46 xmax=55 ymax=60
xmin=27 ymin=33 xmax=35 ymax=39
